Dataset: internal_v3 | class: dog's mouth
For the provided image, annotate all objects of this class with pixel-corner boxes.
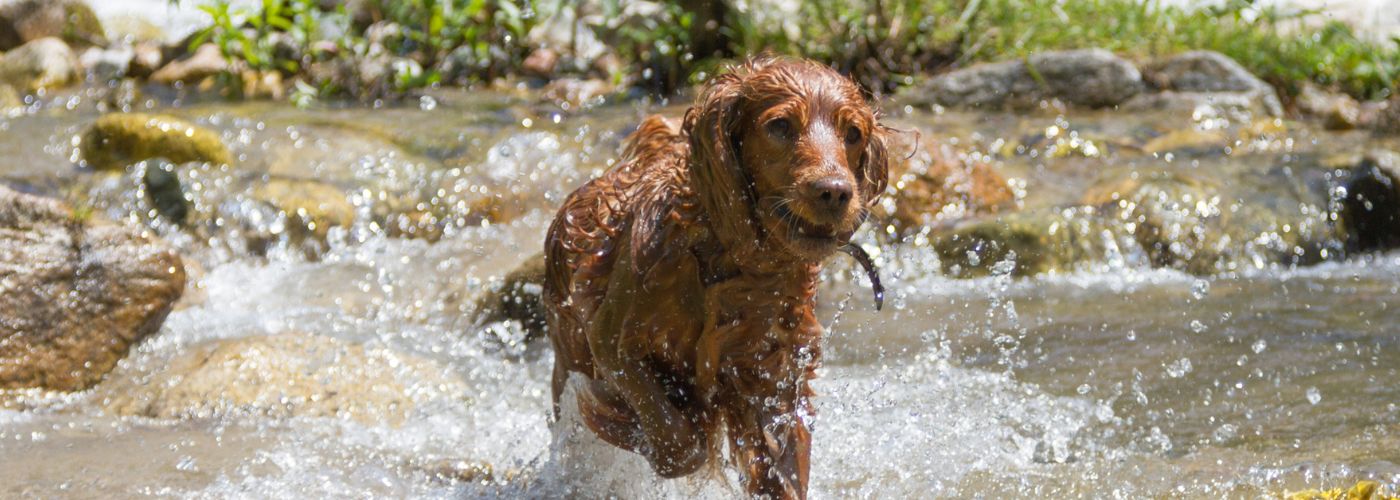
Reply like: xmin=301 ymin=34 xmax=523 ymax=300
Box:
xmin=769 ymin=203 xmax=853 ymax=256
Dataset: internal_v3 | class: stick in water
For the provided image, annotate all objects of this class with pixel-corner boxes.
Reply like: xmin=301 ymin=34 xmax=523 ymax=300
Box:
xmin=838 ymin=243 xmax=884 ymax=311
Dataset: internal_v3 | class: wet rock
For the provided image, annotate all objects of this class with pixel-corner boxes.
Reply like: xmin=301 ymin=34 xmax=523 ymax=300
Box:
xmin=0 ymin=185 xmax=185 ymax=391
xmin=1139 ymin=128 xmax=1231 ymax=156
xmin=0 ymin=0 xmax=105 ymax=51
xmin=932 ymin=208 xmax=1111 ymax=277
xmin=0 ymin=37 xmax=80 ymax=93
xmin=417 ymin=458 xmax=495 ymax=484
xmin=150 ymin=43 xmax=227 ymax=85
xmin=79 ymin=44 xmax=134 ymax=82
xmin=879 ymin=137 xmax=1016 ymax=234
xmin=101 ymin=332 xmax=470 ymax=425
xmin=1101 ymin=173 xmax=1230 ymax=274
xmin=914 ymin=49 xmax=1143 ymax=109
xmin=141 ymin=161 xmax=188 ymax=224
xmin=1296 ymin=84 xmax=1362 ymax=130
xmin=250 ymin=178 xmax=356 ymax=246
xmin=1340 ymin=152 xmax=1400 ymax=251
xmin=79 ymin=113 xmax=232 ymax=171
xmin=1134 ymin=50 xmax=1283 ymax=116
xmin=470 ymin=253 xmax=547 ymax=343
xmin=1284 ymin=480 xmax=1390 ymax=500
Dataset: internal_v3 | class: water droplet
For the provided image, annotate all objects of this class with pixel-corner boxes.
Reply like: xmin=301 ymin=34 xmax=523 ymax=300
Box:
xmin=1251 ymin=339 xmax=1267 ymax=353
xmin=1191 ymin=279 xmax=1210 ymax=299
xmin=1165 ymin=357 xmax=1193 ymax=378
xmin=418 ymin=95 xmax=437 ymax=111
xmin=1189 ymin=320 xmax=1207 ymax=333
xmin=1306 ymin=387 xmax=1322 ymax=405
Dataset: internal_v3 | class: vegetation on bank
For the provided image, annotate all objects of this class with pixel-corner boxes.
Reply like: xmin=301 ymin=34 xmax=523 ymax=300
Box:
xmin=176 ymin=0 xmax=1400 ymax=102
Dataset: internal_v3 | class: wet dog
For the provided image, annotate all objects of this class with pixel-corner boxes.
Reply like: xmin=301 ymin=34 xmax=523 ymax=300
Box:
xmin=544 ymin=56 xmax=889 ymax=499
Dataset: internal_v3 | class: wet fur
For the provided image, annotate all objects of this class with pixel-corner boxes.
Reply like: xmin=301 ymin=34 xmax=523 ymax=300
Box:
xmin=544 ymin=56 xmax=889 ymax=499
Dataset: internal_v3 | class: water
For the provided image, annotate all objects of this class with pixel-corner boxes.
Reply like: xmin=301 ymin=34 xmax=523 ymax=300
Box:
xmin=1 ymin=82 xmax=1398 ymax=498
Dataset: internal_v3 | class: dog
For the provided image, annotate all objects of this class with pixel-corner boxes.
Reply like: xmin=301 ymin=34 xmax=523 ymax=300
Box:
xmin=544 ymin=56 xmax=889 ymax=499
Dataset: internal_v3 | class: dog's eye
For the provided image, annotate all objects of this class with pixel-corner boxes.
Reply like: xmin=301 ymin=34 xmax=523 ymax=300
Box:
xmin=844 ymin=126 xmax=863 ymax=146
xmin=766 ymin=118 xmax=794 ymax=141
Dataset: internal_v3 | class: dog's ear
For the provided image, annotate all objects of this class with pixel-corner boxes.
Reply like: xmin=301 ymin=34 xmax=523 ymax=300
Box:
xmin=685 ymin=72 xmax=761 ymax=253
xmin=859 ymin=124 xmax=891 ymax=209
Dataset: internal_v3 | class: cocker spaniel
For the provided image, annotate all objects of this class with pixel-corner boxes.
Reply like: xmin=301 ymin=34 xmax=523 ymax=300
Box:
xmin=544 ymin=56 xmax=889 ymax=499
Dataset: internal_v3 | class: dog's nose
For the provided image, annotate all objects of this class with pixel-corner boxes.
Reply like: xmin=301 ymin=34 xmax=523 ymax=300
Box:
xmin=802 ymin=177 xmax=854 ymax=216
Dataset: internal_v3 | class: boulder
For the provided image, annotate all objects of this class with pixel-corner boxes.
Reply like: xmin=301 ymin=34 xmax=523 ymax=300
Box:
xmin=127 ymin=41 xmax=163 ymax=78
xmin=915 ymin=49 xmax=1143 ymax=109
xmin=1134 ymin=50 xmax=1283 ymax=116
xmin=522 ymin=47 xmax=561 ymax=78
xmin=79 ymin=113 xmax=232 ymax=171
xmin=0 ymin=185 xmax=185 ymax=391
xmin=0 ymin=0 xmax=105 ymax=51
xmin=101 ymin=332 xmax=470 ymax=425
xmin=0 ymin=37 xmax=79 ymax=92
xmin=149 ymin=43 xmax=227 ymax=85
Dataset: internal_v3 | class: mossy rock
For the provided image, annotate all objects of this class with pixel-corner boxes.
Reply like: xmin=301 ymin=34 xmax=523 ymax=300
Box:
xmin=0 ymin=37 xmax=79 ymax=92
xmin=0 ymin=0 xmax=105 ymax=51
xmin=80 ymin=113 xmax=233 ymax=171
xmin=1285 ymin=480 xmax=1398 ymax=500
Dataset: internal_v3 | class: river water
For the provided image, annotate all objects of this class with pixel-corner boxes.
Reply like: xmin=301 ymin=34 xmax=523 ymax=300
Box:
xmin=0 ymin=78 xmax=1396 ymax=498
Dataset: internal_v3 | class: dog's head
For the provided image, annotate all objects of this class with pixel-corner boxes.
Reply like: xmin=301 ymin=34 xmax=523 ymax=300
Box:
xmin=686 ymin=57 xmax=889 ymax=262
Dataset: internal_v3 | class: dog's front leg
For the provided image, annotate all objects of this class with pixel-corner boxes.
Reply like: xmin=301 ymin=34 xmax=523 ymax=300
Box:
xmin=587 ymin=251 xmax=707 ymax=478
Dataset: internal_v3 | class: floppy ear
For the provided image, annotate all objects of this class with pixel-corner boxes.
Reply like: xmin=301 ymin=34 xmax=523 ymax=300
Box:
xmin=685 ymin=73 xmax=761 ymax=254
xmin=859 ymin=125 xmax=891 ymax=210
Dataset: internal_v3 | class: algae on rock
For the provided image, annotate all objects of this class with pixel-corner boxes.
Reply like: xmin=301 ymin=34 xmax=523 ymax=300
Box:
xmin=80 ymin=113 xmax=233 ymax=171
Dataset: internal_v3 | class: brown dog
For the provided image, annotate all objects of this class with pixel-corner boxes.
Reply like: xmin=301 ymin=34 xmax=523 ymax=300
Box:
xmin=544 ymin=56 xmax=888 ymax=499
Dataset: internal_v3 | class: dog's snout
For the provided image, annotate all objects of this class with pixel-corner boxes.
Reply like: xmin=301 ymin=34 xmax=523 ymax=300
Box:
xmin=803 ymin=177 xmax=853 ymax=215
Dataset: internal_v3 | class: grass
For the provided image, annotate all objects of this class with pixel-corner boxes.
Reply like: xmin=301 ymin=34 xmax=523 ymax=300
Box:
xmin=176 ymin=0 xmax=1400 ymax=102
xmin=737 ymin=0 xmax=1400 ymax=100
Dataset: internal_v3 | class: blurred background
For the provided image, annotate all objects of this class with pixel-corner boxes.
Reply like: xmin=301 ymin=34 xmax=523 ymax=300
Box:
xmin=1 ymin=0 xmax=1399 ymax=498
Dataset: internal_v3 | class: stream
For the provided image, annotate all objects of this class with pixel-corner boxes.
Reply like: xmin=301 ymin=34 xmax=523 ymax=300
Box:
xmin=0 ymin=80 xmax=1397 ymax=498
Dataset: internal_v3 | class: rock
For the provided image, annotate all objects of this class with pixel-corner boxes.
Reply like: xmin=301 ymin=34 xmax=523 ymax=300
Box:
xmin=0 ymin=185 xmax=185 ymax=391
xmin=932 ymin=208 xmax=1111 ymax=277
xmin=1137 ymin=50 xmax=1283 ymax=116
xmin=878 ymin=137 xmax=1015 ymax=234
xmin=1340 ymin=152 xmax=1400 ymax=251
xmin=79 ymin=113 xmax=232 ymax=171
xmin=149 ymin=43 xmax=227 ymax=85
xmin=0 ymin=83 xmax=18 ymax=110
xmin=522 ymin=48 xmax=561 ymax=78
xmin=1139 ymin=128 xmax=1230 ymax=156
xmin=141 ymin=160 xmax=188 ymax=224
xmin=915 ymin=49 xmax=1143 ymax=109
xmin=1296 ymin=84 xmax=1362 ymax=130
xmin=100 ymin=332 xmax=470 ymax=425
xmin=79 ymin=44 xmax=134 ymax=82
xmin=0 ymin=37 xmax=79 ymax=92
xmin=128 ymin=41 xmax=163 ymax=78
xmin=250 ymin=178 xmax=356 ymax=246
xmin=0 ymin=0 xmax=105 ymax=51
xmin=540 ymin=77 xmax=613 ymax=109
xmin=1284 ymin=480 xmax=1391 ymax=500
xmin=471 ymin=253 xmax=547 ymax=344
xmin=239 ymin=69 xmax=284 ymax=100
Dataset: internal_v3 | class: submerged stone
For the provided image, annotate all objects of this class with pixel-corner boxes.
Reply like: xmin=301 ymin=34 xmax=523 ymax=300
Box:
xmin=933 ymin=208 xmax=1112 ymax=277
xmin=100 ymin=332 xmax=471 ymax=425
xmin=249 ymin=177 xmax=356 ymax=247
xmin=0 ymin=185 xmax=185 ymax=391
xmin=1341 ymin=153 xmax=1400 ymax=251
xmin=79 ymin=113 xmax=233 ymax=171
xmin=879 ymin=137 xmax=1016 ymax=235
